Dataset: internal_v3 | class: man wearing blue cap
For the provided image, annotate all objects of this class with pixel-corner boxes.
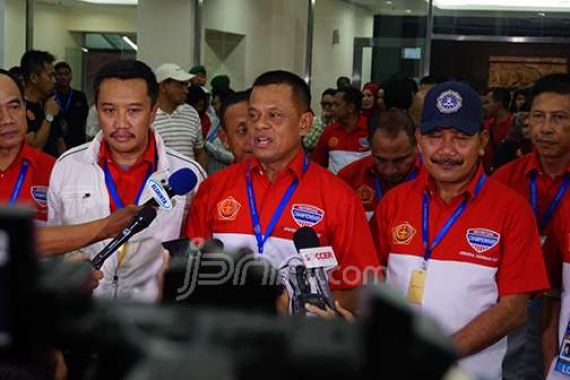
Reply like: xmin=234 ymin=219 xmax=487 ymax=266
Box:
xmin=371 ymin=81 xmax=550 ymax=379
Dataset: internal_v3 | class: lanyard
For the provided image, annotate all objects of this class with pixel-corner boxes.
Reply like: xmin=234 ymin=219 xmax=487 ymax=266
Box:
xmin=246 ymin=156 xmax=310 ymax=254
xmin=374 ymin=169 xmax=417 ymax=200
xmin=103 ymin=162 xmax=152 ymax=209
xmin=530 ymin=171 xmax=570 ymax=230
xmin=6 ymin=161 xmax=29 ymax=206
xmin=55 ymin=89 xmax=73 ymax=114
xmin=422 ymin=174 xmax=486 ymax=262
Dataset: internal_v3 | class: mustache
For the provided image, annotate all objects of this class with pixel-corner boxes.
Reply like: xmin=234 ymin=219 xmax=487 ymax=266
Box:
xmin=430 ymin=155 xmax=464 ymax=166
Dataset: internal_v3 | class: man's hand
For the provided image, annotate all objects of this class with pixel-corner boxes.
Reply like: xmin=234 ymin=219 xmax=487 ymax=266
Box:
xmin=64 ymin=252 xmax=103 ymax=291
xmin=304 ymin=301 xmax=356 ymax=321
xmin=44 ymin=95 xmax=60 ymax=116
xmin=95 ymin=205 xmax=139 ymax=241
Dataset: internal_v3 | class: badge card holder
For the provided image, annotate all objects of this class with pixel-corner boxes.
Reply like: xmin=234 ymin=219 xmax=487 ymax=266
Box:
xmin=555 ymin=322 xmax=570 ymax=376
xmin=407 ymin=268 xmax=426 ymax=304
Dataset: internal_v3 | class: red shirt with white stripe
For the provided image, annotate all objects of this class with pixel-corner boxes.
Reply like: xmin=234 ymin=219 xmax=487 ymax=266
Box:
xmin=371 ymin=165 xmax=549 ymax=378
xmin=311 ymin=114 xmax=370 ymax=174
xmin=186 ymin=150 xmax=379 ymax=289
xmin=0 ymin=142 xmax=55 ymax=221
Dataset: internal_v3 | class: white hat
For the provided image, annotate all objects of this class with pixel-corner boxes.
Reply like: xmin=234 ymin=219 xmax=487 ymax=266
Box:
xmin=155 ymin=63 xmax=194 ymax=83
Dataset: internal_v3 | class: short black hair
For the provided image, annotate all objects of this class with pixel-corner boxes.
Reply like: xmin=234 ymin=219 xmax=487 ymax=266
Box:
xmin=420 ymin=75 xmax=445 ymax=86
xmin=368 ymin=109 xmax=416 ymax=146
xmin=94 ymin=59 xmax=158 ymax=105
xmin=336 ymin=76 xmax=352 ymax=90
xmin=20 ymin=50 xmax=55 ymax=83
xmin=531 ymin=74 xmax=570 ymax=103
xmin=489 ymin=87 xmax=511 ymax=109
xmin=54 ymin=61 xmax=71 ymax=72
xmin=322 ymin=88 xmax=336 ymax=98
xmin=0 ymin=69 xmax=25 ymax=99
xmin=186 ymin=84 xmax=209 ymax=109
xmin=383 ymin=76 xmax=416 ymax=110
xmin=220 ymin=89 xmax=251 ymax=129
xmin=252 ymin=70 xmax=311 ymax=113
xmin=337 ymin=87 xmax=362 ymax=113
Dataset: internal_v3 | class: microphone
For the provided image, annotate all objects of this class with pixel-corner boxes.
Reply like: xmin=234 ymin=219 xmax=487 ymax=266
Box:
xmin=293 ymin=227 xmax=338 ymax=311
xmin=144 ymin=168 xmax=198 ymax=210
xmin=91 ymin=205 xmax=157 ymax=270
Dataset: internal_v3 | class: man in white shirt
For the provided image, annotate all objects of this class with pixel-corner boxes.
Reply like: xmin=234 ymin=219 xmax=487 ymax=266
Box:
xmin=152 ymin=63 xmax=206 ymax=168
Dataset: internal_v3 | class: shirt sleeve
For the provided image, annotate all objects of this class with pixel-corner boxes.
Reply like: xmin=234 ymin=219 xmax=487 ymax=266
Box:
xmin=185 ymin=177 xmax=213 ymax=240
xmin=327 ymin=188 xmax=380 ymax=290
xmin=497 ymin=198 xmax=551 ymax=296
xmin=310 ymin=128 xmax=330 ymax=169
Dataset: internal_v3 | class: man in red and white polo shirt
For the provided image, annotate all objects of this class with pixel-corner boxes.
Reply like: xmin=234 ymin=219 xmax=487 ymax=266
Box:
xmin=0 ymin=68 xmax=54 ymax=223
xmin=338 ymin=109 xmax=420 ymax=220
xmin=371 ymin=81 xmax=549 ymax=379
xmin=493 ymin=74 xmax=570 ymax=379
xmin=311 ymin=87 xmax=370 ymax=174
xmin=187 ymin=70 xmax=379 ymax=312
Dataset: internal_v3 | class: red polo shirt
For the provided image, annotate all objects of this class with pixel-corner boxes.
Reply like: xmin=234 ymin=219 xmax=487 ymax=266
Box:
xmin=311 ymin=115 xmax=370 ymax=174
xmin=372 ymin=165 xmax=549 ymax=295
xmin=371 ymin=166 xmax=549 ymax=377
xmin=186 ymin=150 xmax=379 ymax=289
xmin=337 ymin=155 xmax=422 ymax=218
xmin=98 ymin=133 xmax=156 ymax=212
xmin=483 ymin=114 xmax=513 ymax=172
xmin=0 ymin=143 xmax=55 ymax=221
xmin=493 ymin=153 xmax=570 ymax=233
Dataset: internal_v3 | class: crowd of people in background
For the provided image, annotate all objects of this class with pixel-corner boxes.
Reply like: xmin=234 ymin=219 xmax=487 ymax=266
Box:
xmin=3 ymin=47 xmax=570 ymax=380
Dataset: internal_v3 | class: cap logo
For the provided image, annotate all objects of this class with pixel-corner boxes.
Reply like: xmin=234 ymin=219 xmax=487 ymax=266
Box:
xmin=436 ymin=90 xmax=463 ymax=114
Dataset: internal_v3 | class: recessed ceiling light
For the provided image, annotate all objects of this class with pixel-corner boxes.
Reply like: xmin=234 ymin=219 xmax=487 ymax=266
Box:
xmin=78 ymin=0 xmax=137 ymax=5
xmin=538 ymin=11 xmax=547 ymax=16
xmin=433 ymin=0 xmax=570 ymax=11
xmin=122 ymin=35 xmax=138 ymax=51
xmin=406 ymin=9 xmax=412 ymax=13
xmin=386 ymin=0 xmax=393 ymax=4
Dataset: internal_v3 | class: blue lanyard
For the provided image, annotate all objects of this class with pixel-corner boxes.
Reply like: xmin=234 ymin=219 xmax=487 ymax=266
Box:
xmin=55 ymin=89 xmax=73 ymax=114
xmin=103 ymin=162 xmax=152 ymax=209
xmin=422 ymin=174 xmax=487 ymax=262
xmin=374 ymin=169 xmax=417 ymax=201
xmin=530 ymin=171 xmax=570 ymax=230
xmin=7 ymin=161 xmax=29 ymax=206
xmin=246 ymin=156 xmax=310 ymax=254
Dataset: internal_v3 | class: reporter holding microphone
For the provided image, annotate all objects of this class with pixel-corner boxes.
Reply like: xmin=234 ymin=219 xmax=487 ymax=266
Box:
xmin=186 ymin=70 xmax=379 ymax=314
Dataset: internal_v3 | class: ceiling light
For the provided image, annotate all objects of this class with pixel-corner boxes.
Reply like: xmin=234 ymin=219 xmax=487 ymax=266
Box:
xmin=81 ymin=47 xmax=89 ymax=53
xmin=78 ymin=0 xmax=137 ymax=5
xmin=122 ymin=36 xmax=138 ymax=51
xmin=406 ymin=9 xmax=412 ymax=13
xmin=433 ymin=0 xmax=570 ymax=11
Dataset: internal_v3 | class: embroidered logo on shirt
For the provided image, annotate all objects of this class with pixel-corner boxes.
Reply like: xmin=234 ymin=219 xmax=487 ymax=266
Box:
xmin=30 ymin=186 xmax=48 ymax=208
xmin=436 ymin=90 xmax=463 ymax=114
xmin=217 ymin=196 xmax=241 ymax=221
xmin=291 ymin=204 xmax=325 ymax=228
xmin=356 ymin=185 xmax=375 ymax=204
xmin=329 ymin=137 xmax=338 ymax=148
xmin=466 ymin=228 xmax=500 ymax=253
xmin=392 ymin=222 xmax=416 ymax=245
xmin=359 ymin=138 xmax=370 ymax=148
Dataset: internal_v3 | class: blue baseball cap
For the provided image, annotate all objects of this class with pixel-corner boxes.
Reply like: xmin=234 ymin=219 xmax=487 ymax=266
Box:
xmin=421 ymin=81 xmax=484 ymax=136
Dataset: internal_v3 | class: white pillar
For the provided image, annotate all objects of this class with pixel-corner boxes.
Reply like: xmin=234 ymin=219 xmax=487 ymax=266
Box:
xmin=137 ymin=0 xmax=197 ymax=71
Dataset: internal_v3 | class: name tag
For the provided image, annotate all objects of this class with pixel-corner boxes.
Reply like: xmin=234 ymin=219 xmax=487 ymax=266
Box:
xmin=555 ymin=320 xmax=570 ymax=376
xmin=407 ymin=269 xmax=426 ymax=304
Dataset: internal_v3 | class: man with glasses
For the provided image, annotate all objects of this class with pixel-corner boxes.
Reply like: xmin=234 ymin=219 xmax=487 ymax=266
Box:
xmin=338 ymin=109 xmax=420 ymax=220
xmin=303 ymin=88 xmax=335 ymax=154
xmin=152 ymin=63 xmax=206 ymax=168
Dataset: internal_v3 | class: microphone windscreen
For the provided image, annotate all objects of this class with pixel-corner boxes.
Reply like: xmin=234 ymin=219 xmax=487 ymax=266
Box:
xmin=168 ymin=168 xmax=199 ymax=196
xmin=293 ymin=227 xmax=320 ymax=252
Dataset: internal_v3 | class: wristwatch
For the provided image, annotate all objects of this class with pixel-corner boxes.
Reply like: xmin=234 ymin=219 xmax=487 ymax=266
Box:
xmin=45 ymin=113 xmax=54 ymax=124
